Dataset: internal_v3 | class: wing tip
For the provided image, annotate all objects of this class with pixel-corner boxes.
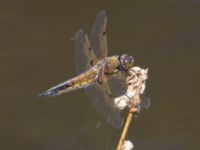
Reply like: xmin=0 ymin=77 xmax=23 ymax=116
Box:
xmin=98 ymin=10 xmax=106 ymax=16
xmin=76 ymin=29 xmax=84 ymax=36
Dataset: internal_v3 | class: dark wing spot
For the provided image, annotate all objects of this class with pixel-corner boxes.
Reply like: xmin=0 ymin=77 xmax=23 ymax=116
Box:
xmin=102 ymin=32 xmax=106 ymax=35
xmin=90 ymin=60 xmax=94 ymax=66
xmin=109 ymin=94 xmax=113 ymax=98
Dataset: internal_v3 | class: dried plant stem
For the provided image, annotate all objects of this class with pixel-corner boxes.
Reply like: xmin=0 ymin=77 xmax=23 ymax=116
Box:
xmin=116 ymin=110 xmax=134 ymax=150
xmin=116 ymin=67 xmax=147 ymax=150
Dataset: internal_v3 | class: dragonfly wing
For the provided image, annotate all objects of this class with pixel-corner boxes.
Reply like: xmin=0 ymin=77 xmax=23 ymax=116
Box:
xmin=107 ymin=72 xmax=128 ymax=97
xmin=90 ymin=11 xmax=108 ymax=59
xmin=74 ymin=29 xmax=97 ymax=74
xmin=140 ymin=94 xmax=151 ymax=109
xmin=85 ymin=80 xmax=123 ymax=129
xmin=108 ymin=73 xmax=151 ymax=110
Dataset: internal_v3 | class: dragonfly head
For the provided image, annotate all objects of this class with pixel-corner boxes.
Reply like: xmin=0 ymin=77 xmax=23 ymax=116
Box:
xmin=119 ymin=54 xmax=134 ymax=71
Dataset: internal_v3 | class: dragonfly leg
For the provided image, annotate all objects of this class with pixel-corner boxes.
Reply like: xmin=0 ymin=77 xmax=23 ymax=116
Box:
xmin=95 ymin=60 xmax=107 ymax=84
xmin=95 ymin=68 xmax=104 ymax=84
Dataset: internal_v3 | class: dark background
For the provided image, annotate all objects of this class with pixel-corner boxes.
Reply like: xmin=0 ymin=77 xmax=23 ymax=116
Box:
xmin=1 ymin=0 xmax=200 ymax=150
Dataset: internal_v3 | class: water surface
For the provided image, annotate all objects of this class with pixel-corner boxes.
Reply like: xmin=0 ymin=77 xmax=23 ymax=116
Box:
xmin=0 ymin=1 xmax=200 ymax=150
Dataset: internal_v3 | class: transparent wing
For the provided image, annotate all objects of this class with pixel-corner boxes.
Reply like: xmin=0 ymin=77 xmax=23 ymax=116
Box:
xmin=108 ymin=72 xmax=151 ymax=110
xmin=74 ymin=12 xmax=123 ymax=128
xmin=140 ymin=94 xmax=151 ymax=109
xmin=90 ymin=11 xmax=108 ymax=59
xmin=107 ymin=72 xmax=128 ymax=97
xmin=85 ymin=80 xmax=123 ymax=129
xmin=74 ymin=29 xmax=97 ymax=74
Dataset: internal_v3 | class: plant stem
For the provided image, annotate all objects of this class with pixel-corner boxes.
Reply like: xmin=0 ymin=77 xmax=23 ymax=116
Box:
xmin=116 ymin=110 xmax=133 ymax=150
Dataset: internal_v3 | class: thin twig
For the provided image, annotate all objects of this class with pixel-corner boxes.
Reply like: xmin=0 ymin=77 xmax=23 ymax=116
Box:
xmin=116 ymin=110 xmax=134 ymax=150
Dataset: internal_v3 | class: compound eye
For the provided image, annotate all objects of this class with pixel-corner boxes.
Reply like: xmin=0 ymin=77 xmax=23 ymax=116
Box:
xmin=123 ymin=57 xmax=128 ymax=64
xmin=129 ymin=56 xmax=134 ymax=62
xmin=125 ymin=58 xmax=129 ymax=63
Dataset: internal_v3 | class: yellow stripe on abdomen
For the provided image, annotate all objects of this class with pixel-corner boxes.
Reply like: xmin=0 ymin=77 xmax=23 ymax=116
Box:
xmin=67 ymin=68 xmax=97 ymax=91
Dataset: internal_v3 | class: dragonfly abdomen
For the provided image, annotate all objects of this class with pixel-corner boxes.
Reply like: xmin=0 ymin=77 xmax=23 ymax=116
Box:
xmin=71 ymin=68 xmax=97 ymax=88
xmin=39 ymin=67 xmax=98 ymax=97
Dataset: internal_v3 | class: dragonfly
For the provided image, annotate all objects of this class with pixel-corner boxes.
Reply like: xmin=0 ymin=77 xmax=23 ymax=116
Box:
xmin=39 ymin=11 xmax=135 ymax=129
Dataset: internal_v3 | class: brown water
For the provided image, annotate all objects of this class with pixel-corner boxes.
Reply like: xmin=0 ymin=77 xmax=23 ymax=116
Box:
xmin=1 ymin=1 xmax=200 ymax=150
